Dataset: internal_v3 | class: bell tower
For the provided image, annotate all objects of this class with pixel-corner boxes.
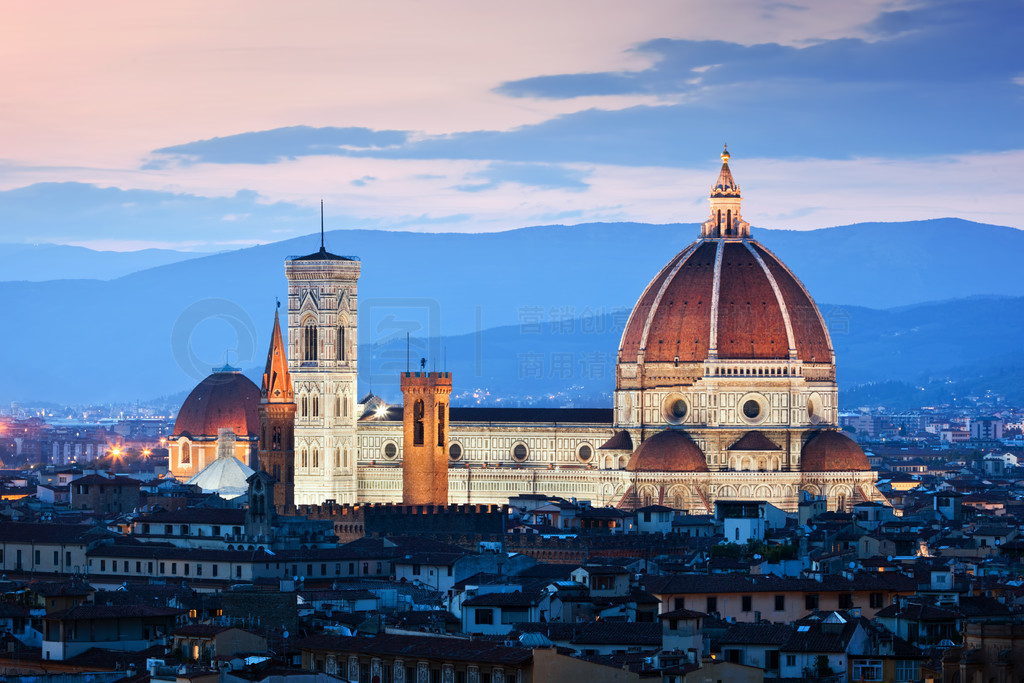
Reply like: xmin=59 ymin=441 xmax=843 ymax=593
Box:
xmin=286 ymin=211 xmax=361 ymax=506
xmin=258 ymin=306 xmax=296 ymax=513
xmin=400 ymin=371 xmax=452 ymax=506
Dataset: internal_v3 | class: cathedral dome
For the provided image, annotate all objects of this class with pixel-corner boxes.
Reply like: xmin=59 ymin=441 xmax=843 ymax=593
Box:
xmin=173 ymin=367 xmax=260 ymax=439
xmin=626 ymin=430 xmax=709 ymax=473
xmin=801 ymin=429 xmax=871 ymax=472
xmin=617 ymin=148 xmax=833 ymax=374
xmin=618 ymin=240 xmax=832 ymax=366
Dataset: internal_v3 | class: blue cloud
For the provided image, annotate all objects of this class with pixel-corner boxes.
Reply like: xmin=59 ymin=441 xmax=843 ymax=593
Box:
xmin=149 ymin=125 xmax=408 ymax=166
xmin=145 ymin=1 xmax=1024 ymax=170
xmin=498 ymin=0 xmax=1023 ymax=99
xmin=453 ymin=162 xmax=590 ymax=192
xmin=0 ymin=182 xmax=346 ymax=244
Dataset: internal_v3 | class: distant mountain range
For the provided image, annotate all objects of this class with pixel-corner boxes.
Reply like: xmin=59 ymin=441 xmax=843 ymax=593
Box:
xmin=0 ymin=243 xmax=207 ymax=281
xmin=2 ymin=218 xmax=1022 ymax=406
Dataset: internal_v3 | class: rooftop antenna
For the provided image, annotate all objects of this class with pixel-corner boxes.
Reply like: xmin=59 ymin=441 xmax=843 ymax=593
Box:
xmin=320 ymin=199 xmax=325 ymax=250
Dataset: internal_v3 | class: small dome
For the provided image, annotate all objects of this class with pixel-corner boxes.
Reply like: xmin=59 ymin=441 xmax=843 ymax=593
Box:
xmin=173 ymin=370 xmax=260 ymax=439
xmin=801 ymin=430 xmax=871 ymax=472
xmin=626 ymin=430 xmax=708 ymax=473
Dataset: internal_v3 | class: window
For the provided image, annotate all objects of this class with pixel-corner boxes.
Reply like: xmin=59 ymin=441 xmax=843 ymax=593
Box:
xmin=474 ymin=608 xmax=494 ymax=625
xmin=413 ymin=400 xmax=425 ymax=445
xmin=384 ymin=442 xmax=398 ymax=459
xmin=895 ymin=660 xmax=919 ymax=682
xmin=437 ymin=403 xmax=446 ymax=446
xmin=413 ymin=564 xmax=421 ymax=576
xmin=706 ymin=596 xmax=718 ymax=613
xmin=212 ymin=565 xmax=218 ymax=577
xmin=197 ymin=564 xmax=202 ymax=576
xmin=674 ymin=597 xmax=685 ymax=610
xmin=852 ymin=660 xmax=883 ymax=682
xmin=578 ymin=444 xmax=593 ymax=462
xmin=301 ymin=396 xmax=308 ymax=417
xmin=766 ymin=650 xmax=779 ymax=671
xmin=136 ymin=561 xmax=141 ymax=573
xmin=839 ymin=593 xmax=854 ymax=609
xmin=184 ymin=563 xmax=190 ymax=575
xmin=870 ymin=592 xmax=884 ymax=609
xmin=312 ymin=394 xmax=319 ymax=417
xmin=53 ymin=551 xmax=58 ymax=565
xmin=785 ymin=654 xmax=796 ymax=667
xmin=774 ymin=595 xmax=785 ymax=611
xmin=741 ymin=595 xmax=752 ymax=612
xmin=312 ymin=448 xmax=319 ymax=468
xmin=337 ymin=326 xmax=346 ymax=360
xmin=236 ymin=566 xmax=241 ymax=578
xmin=171 ymin=562 xmax=177 ymax=575
xmin=303 ymin=322 xmax=318 ymax=361
xmin=806 ymin=594 xmax=819 ymax=610
xmin=100 ymin=559 xmax=106 ymax=571
xmin=301 ymin=449 xmax=308 ymax=467
xmin=512 ymin=443 xmax=528 ymax=462
xmin=181 ymin=442 xmax=191 ymax=465
xmin=449 ymin=443 xmax=463 ymax=460
xmin=35 ymin=550 xmax=40 ymax=564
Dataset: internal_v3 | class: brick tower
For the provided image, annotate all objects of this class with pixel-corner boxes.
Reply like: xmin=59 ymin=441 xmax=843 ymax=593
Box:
xmin=400 ymin=371 xmax=452 ymax=505
xmin=258 ymin=306 xmax=296 ymax=513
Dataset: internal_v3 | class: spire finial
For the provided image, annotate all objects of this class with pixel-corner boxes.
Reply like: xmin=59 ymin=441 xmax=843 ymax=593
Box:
xmin=721 ymin=143 xmax=730 ymax=164
xmin=320 ymin=199 xmax=325 ymax=250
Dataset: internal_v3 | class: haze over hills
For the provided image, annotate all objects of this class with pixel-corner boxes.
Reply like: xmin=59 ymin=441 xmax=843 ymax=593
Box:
xmin=2 ymin=218 xmax=1021 ymax=405
xmin=0 ymin=243 xmax=208 ymax=281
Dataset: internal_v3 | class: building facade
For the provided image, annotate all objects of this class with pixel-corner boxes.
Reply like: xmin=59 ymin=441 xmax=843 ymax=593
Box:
xmin=177 ymin=149 xmax=886 ymax=514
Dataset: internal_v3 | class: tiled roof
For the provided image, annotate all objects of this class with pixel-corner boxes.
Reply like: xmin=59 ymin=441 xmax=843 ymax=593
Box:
xmin=570 ymin=622 xmax=662 ymax=646
xmin=136 ymin=508 xmax=247 ymax=525
xmin=295 ymin=633 xmax=532 ymax=666
xmin=720 ymin=623 xmax=794 ymax=646
xmin=644 ymin=572 xmax=916 ymax=595
xmin=463 ymin=591 xmax=538 ymax=608
xmin=45 ymin=604 xmax=184 ymax=621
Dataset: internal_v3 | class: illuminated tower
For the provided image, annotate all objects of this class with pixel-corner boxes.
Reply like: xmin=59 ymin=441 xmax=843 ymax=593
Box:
xmin=257 ymin=306 xmax=296 ymax=513
xmin=287 ymin=218 xmax=361 ymax=506
xmin=400 ymin=371 xmax=452 ymax=505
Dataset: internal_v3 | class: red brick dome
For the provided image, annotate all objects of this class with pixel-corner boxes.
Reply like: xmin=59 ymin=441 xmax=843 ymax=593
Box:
xmin=801 ymin=429 xmax=870 ymax=472
xmin=173 ymin=369 xmax=260 ymax=439
xmin=618 ymin=239 xmax=833 ymax=367
xmin=626 ymin=430 xmax=708 ymax=473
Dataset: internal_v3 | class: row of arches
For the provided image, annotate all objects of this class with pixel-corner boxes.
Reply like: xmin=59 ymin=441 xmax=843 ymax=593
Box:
xmin=299 ymin=392 xmax=351 ymax=419
xmin=300 ymin=319 xmax=351 ymax=362
xmin=299 ymin=446 xmax=351 ymax=471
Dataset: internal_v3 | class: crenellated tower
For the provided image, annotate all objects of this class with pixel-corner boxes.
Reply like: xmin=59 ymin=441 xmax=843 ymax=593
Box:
xmin=400 ymin=371 xmax=452 ymax=505
xmin=257 ymin=306 xmax=296 ymax=513
xmin=286 ymin=216 xmax=361 ymax=506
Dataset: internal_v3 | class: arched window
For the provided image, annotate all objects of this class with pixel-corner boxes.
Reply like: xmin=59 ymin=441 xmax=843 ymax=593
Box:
xmin=303 ymin=322 xmax=318 ymax=361
xmin=334 ymin=448 xmax=341 ymax=468
xmin=312 ymin=448 xmax=319 ymax=469
xmin=342 ymin=394 xmax=349 ymax=418
xmin=437 ymin=403 xmax=446 ymax=447
xmin=335 ymin=394 xmax=341 ymax=417
xmin=272 ymin=426 xmax=282 ymax=450
xmin=301 ymin=395 xmax=308 ymax=417
xmin=312 ymin=394 xmax=319 ymax=417
xmin=343 ymin=447 xmax=349 ymax=468
xmin=337 ymin=326 xmax=346 ymax=360
xmin=300 ymin=448 xmax=308 ymax=468
xmin=413 ymin=400 xmax=425 ymax=446
xmin=181 ymin=442 xmax=191 ymax=465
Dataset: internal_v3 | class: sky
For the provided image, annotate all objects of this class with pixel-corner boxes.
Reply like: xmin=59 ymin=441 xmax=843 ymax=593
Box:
xmin=1 ymin=0 xmax=1022 ymax=251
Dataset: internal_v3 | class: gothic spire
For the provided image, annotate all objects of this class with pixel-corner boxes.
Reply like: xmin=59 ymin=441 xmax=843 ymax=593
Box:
xmin=261 ymin=306 xmax=294 ymax=403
